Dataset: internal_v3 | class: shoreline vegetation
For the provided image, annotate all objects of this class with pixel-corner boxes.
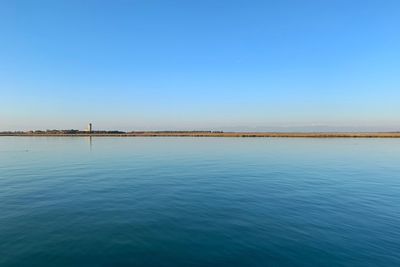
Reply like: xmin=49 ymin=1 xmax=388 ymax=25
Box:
xmin=1 ymin=130 xmax=400 ymax=138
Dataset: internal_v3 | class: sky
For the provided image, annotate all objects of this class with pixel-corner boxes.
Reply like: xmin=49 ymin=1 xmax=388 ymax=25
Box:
xmin=1 ymin=0 xmax=399 ymax=132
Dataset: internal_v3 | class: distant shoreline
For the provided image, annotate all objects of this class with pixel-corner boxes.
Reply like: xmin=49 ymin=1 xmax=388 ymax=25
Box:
xmin=1 ymin=132 xmax=400 ymax=138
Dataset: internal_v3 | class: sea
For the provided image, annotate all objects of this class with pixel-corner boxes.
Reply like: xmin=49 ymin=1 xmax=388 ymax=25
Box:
xmin=0 ymin=137 xmax=399 ymax=266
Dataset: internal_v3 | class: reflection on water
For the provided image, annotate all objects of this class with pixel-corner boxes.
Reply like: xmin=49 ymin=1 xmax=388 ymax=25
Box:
xmin=0 ymin=137 xmax=400 ymax=267
xmin=88 ymin=136 xmax=92 ymax=151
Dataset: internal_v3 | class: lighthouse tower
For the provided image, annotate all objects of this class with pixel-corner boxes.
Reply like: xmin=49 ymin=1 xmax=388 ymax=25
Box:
xmin=87 ymin=123 xmax=92 ymax=133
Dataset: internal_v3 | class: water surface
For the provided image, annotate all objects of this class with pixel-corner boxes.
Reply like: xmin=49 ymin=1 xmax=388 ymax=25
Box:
xmin=1 ymin=137 xmax=399 ymax=266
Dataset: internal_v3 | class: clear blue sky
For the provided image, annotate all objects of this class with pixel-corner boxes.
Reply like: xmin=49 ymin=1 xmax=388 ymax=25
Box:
xmin=1 ymin=0 xmax=399 ymax=131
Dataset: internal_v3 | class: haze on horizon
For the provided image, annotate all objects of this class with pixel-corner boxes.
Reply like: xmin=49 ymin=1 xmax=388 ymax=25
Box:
xmin=1 ymin=0 xmax=399 ymax=132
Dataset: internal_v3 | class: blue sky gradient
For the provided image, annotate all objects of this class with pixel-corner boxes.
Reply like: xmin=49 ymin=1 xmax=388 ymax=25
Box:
xmin=1 ymin=0 xmax=399 ymax=131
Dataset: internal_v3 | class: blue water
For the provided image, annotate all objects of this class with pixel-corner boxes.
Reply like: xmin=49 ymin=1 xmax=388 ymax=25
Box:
xmin=0 ymin=137 xmax=399 ymax=266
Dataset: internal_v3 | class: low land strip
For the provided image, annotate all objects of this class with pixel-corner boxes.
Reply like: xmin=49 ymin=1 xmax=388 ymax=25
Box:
xmin=1 ymin=132 xmax=400 ymax=138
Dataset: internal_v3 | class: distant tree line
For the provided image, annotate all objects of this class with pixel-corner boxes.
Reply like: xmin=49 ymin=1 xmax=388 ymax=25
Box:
xmin=0 ymin=129 xmax=126 ymax=134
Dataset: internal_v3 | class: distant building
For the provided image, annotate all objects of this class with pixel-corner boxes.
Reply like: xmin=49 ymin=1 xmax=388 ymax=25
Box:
xmin=87 ymin=123 xmax=92 ymax=133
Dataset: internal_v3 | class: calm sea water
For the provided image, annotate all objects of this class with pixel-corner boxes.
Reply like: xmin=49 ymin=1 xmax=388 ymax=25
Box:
xmin=0 ymin=137 xmax=399 ymax=267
